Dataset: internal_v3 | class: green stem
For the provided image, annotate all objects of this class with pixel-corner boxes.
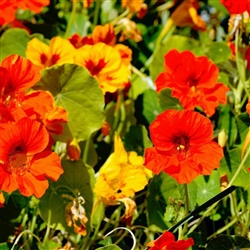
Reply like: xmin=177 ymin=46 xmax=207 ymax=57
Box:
xmin=93 ymin=0 xmax=101 ymax=27
xmin=228 ymin=145 xmax=250 ymax=187
xmin=111 ymin=9 xmax=129 ymax=25
xmin=242 ymin=210 xmax=250 ymax=236
xmin=64 ymin=1 xmax=77 ymax=38
xmin=43 ymin=210 xmax=51 ymax=245
xmin=83 ymin=137 xmax=91 ymax=165
xmin=180 ymin=184 xmax=189 ymax=239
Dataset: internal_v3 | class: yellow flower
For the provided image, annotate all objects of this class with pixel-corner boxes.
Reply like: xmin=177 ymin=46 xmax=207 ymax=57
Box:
xmin=94 ymin=134 xmax=152 ymax=203
xmin=74 ymin=42 xmax=130 ymax=93
xmin=26 ymin=36 xmax=76 ymax=69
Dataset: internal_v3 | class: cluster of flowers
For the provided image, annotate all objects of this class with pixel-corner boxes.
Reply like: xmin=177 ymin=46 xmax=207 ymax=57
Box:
xmin=25 ymin=23 xmax=132 ymax=94
xmin=0 ymin=54 xmax=67 ymax=198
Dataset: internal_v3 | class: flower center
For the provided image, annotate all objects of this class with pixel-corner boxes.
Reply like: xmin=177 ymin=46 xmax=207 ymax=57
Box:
xmin=174 ymin=136 xmax=189 ymax=152
xmin=85 ymin=58 xmax=107 ymax=76
xmin=8 ymin=153 xmax=32 ymax=175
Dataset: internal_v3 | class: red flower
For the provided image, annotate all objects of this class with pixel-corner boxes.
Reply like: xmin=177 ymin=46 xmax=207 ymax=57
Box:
xmin=147 ymin=231 xmax=194 ymax=250
xmin=0 ymin=117 xmax=63 ymax=198
xmin=220 ymin=0 xmax=250 ymax=14
xmin=144 ymin=110 xmax=223 ymax=184
xmin=155 ymin=49 xmax=229 ymax=116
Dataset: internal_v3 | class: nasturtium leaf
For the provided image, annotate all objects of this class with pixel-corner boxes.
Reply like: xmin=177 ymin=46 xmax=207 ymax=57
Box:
xmin=96 ymin=245 xmax=122 ymax=250
xmin=0 ymin=243 xmax=9 ymax=250
xmin=143 ymin=89 xmax=161 ymax=124
xmin=0 ymin=28 xmax=47 ymax=62
xmin=207 ymin=42 xmax=231 ymax=64
xmin=35 ymin=64 xmax=105 ymax=141
xmin=98 ymin=236 xmax=112 ymax=246
xmin=124 ymin=125 xmax=152 ymax=156
xmin=149 ymin=35 xmax=198 ymax=81
xmin=235 ymin=112 xmax=250 ymax=145
xmin=218 ymin=104 xmax=237 ymax=146
xmin=179 ymin=181 xmax=197 ymax=211
xmin=207 ymin=235 xmax=250 ymax=250
xmin=194 ymin=170 xmax=220 ymax=206
xmin=129 ymin=74 xmax=153 ymax=100
xmin=80 ymin=138 xmax=98 ymax=167
xmin=219 ymin=148 xmax=250 ymax=188
xmin=188 ymin=232 xmax=203 ymax=250
xmin=39 ymin=159 xmax=94 ymax=235
xmin=159 ymin=89 xmax=183 ymax=111
xmin=147 ymin=172 xmax=180 ymax=231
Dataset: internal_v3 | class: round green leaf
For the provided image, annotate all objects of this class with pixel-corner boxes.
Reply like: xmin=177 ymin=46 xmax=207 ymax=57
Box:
xmin=39 ymin=159 xmax=94 ymax=234
xmin=207 ymin=42 xmax=231 ymax=64
xmin=36 ymin=64 xmax=105 ymax=141
xmin=147 ymin=172 xmax=180 ymax=231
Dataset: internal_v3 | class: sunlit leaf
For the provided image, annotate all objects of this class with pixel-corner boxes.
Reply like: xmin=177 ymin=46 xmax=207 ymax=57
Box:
xmin=207 ymin=42 xmax=231 ymax=64
xmin=35 ymin=64 xmax=105 ymax=141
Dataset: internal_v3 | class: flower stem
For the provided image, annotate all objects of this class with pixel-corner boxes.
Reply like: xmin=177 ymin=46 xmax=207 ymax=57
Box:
xmin=93 ymin=0 xmax=101 ymax=27
xmin=180 ymin=184 xmax=189 ymax=239
xmin=64 ymin=0 xmax=77 ymax=38
xmin=155 ymin=18 xmax=174 ymax=48
xmin=228 ymin=145 xmax=250 ymax=187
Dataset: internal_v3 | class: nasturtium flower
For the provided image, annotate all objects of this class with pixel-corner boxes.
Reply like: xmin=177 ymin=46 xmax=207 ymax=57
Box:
xmin=0 ymin=55 xmax=40 ymax=105
xmin=156 ymin=49 xmax=229 ymax=116
xmin=171 ymin=0 xmax=206 ymax=30
xmin=0 ymin=0 xmax=49 ymax=25
xmin=94 ymin=134 xmax=152 ymax=203
xmin=92 ymin=24 xmax=116 ymax=46
xmin=0 ymin=117 xmax=63 ymax=198
xmin=26 ymin=36 xmax=75 ymax=69
xmin=122 ymin=0 xmax=144 ymax=13
xmin=147 ymin=231 xmax=194 ymax=250
xmin=247 ymin=99 xmax=250 ymax=115
xmin=221 ymin=0 xmax=250 ymax=14
xmin=22 ymin=91 xmax=68 ymax=135
xmin=144 ymin=110 xmax=224 ymax=184
xmin=75 ymin=42 xmax=130 ymax=93
xmin=68 ymin=34 xmax=94 ymax=49
xmin=83 ymin=0 xmax=94 ymax=8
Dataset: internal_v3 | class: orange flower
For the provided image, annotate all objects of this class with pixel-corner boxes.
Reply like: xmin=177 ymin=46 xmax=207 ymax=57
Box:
xmin=26 ymin=36 xmax=75 ymax=69
xmin=114 ymin=44 xmax=132 ymax=66
xmin=122 ymin=0 xmax=144 ymax=13
xmin=0 ymin=55 xmax=40 ymax=110
xmin=156 ymin=49 xmax=229 ymax=116
xmin=0 ymin=1 xmax=16 ymax=25
xmin=16 ymin=0 xmax=50 ymax=13
xmin=0 ymin=0 xmax=49 ymax=25
xmin=83 ymin=0 xmax=94 ymax=8
xmin=144 ymin=110 xmax=224 ymax=184
xmin=170 ymin=0 xmax=206 ymax=30
xmin=246 ymin=99 xmax=250 ymax=115
xmin=75 ymin=43 xmax=130 ymax=93
xmin=0 ymin=117 xmax=63 ymax=198
xmin=221 ymin=0 xmax=250 ymax=14
xmin=92 ymin=24 xmax=116 ymax=46
xmin=22 ymin=91 xmax=68 ymax=135
xmin=0 ymin=191 xmax=5 ymax=208
xmin=147 ymin=231 xmax=194 ymax=250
